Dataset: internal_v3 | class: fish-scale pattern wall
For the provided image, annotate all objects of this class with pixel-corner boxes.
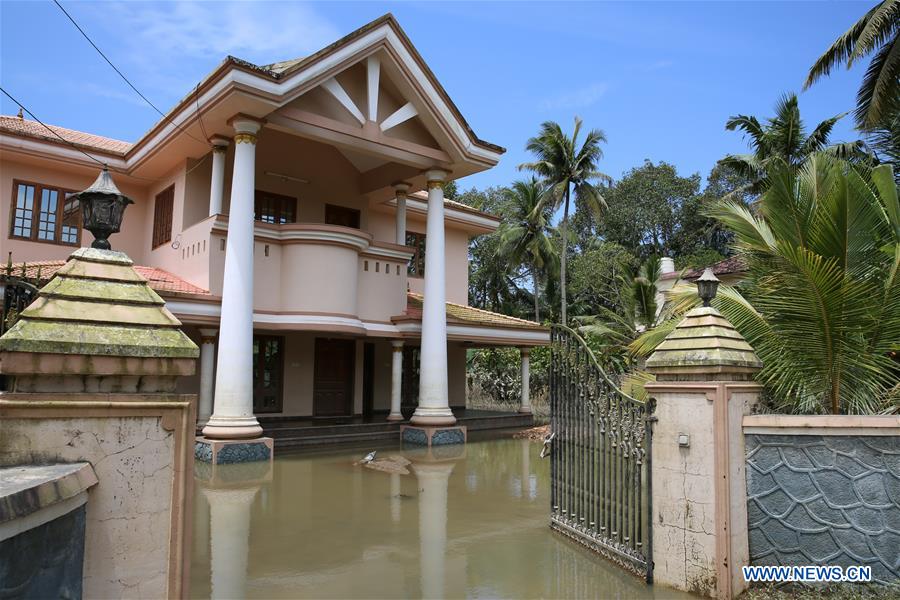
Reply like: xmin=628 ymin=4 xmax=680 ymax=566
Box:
xmin=745 ymin=434 xmax=900 ymax=584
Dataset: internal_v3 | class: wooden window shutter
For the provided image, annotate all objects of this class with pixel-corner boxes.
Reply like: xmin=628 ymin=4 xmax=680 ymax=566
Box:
xmin=152 ymin=186 xmax=174 ymax=248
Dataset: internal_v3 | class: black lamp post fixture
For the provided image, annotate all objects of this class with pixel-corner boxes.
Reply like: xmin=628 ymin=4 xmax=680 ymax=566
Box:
xmin=72 ymin=166 xmax=133 ymax=250
xmin=696 ymin=267 xmax=720 ymax=307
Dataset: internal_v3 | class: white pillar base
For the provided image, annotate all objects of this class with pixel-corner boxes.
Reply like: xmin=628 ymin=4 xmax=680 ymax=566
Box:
xmin=202 ymin=417 xmax=263 ymax=440
xmin=409 ymin=407 xmax=457 ymax=426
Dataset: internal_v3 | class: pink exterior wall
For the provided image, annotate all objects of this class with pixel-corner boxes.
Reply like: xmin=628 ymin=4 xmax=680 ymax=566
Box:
xmin=0 ymin=158 xmax=149 ymax=262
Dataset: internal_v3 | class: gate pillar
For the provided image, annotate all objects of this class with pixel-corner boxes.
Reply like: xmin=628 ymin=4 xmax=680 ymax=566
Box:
xmin=645 ymin=275 xmax=762 ymax=599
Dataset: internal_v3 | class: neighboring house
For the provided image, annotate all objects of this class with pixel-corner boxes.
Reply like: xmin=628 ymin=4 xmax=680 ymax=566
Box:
xmin=0 ymin=14 xmax=548 ymax=432
xmin=656 ymin=255 xmax=748 ymax=317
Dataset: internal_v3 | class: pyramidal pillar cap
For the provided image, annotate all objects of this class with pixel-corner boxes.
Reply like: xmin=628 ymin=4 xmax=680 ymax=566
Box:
xmin=0 ymin=247 xmax=198 ymax=378
xmin=645 ymin=305 xmax=762 ymax=381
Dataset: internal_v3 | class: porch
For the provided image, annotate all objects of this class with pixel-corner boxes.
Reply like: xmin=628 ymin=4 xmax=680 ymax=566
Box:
xmin=258 ymin=409 xmax=534 ymax=449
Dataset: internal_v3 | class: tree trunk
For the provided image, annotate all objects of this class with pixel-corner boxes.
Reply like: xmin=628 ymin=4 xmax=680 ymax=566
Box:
xmin=533 ymin=264 xmax=540 ymax=322
xmin=560 ymin=188 xmax=570 ymax=325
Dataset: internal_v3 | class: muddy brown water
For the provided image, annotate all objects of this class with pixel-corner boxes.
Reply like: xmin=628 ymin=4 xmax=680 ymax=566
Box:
xmin=190 ymin=435 xmax=695 ymax=599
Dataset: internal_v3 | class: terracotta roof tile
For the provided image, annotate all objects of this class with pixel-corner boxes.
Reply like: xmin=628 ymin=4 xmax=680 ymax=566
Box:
xmin=400 ymin=292 xmax=546 ymax=331
xmin=0 ymin=116 xmax=132 ymax=155
xmin=6 ymin=260 xmax=209 ymax=296
xmin=660 ymin=255 xmax=748 ymax=281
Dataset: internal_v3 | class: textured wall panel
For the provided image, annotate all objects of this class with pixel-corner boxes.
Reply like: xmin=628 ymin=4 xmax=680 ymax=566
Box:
xmin=745 ymin=434 xmax=900 ymax=584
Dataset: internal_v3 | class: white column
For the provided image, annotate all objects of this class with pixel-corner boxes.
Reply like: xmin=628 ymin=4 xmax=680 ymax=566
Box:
xmin=208 ymin=137 xmax=229 ymax=217
xmin=197 ymin=328 xmax=217 ymax=426
xmin=394 ymin=182 xmax=409 ymax=246
xmin=387 ymin=340 xmax=404 ymax=421
xmin=519 ymin=347 xmax=532 ymax=414
xmin=203 ymin=118 xmax=263 ymax=440
xmin=411 ymin=170 xmax=455 ymax=426
xmin=203 ymin=486 xmax=258 ymax=600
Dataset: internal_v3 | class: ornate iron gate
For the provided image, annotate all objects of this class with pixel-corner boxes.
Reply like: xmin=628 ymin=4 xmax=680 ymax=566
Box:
xmin=549 ymin=324 xmax=654 ymax=582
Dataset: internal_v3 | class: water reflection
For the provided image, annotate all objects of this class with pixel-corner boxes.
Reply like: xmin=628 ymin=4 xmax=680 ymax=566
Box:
xmin=190 ymin=437 xmax=694 ymax=599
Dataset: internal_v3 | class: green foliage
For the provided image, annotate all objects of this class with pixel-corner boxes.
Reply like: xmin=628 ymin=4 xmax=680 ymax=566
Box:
xmin=467 ymin=346 xmax=550 ymax=406
xmin=519 ymin=117 xmax=611 ymax=324
xmin=719 ymin=93 xmax=867 ymax=195
xmin=596 ymin=160 xmax=701 ymax=257
xmin=804 ymin=0 xmax=900 ymax=129
xmin=675 ymin=248 xmax=727 ymax=271
xmin=567 ymin=242 xmax=638 ymax=317
xmin=635 ymin=156 xmax=900 ymax=415
xmin=498 ymin=179 xmax=557 ymax=321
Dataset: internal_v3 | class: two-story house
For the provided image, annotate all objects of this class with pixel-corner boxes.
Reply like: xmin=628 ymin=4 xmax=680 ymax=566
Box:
xmin=0 ymin=14 xmax=548 ymax=442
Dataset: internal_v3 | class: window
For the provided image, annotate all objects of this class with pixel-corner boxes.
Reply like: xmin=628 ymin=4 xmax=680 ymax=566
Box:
xmin=406 ymin=231 xmax=426 ymax=277
xmin=9 ymin=180 xmax=81 ymax=246
xmin=325 ymin=204 xmax=360 ymax=229
xmin=255 ymin=191 xmax=296 ymax=224
xmin=152 ymin=186 xmax=174 ymax=248
xmin=253 ymin=335 xmax=284 ymax=413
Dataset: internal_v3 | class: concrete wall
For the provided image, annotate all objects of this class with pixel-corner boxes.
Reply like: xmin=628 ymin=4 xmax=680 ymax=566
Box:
xmin=743 ymin=416 xmax=900 ymax=585
xmin=0 ymin=400 xmax=195 ymax=598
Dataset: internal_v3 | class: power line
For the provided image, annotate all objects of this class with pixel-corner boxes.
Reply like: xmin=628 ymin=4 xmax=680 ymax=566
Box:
xmin=0 ymin=86 xmax=106 ymax=167
xmin=52 ymin=0 xmax=208 ymax=145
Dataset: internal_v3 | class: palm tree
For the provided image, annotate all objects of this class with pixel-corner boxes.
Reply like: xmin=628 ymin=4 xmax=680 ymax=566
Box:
xmin=804 ymin=0 xmax=900 ymax=129
xmin=633 ymin=156 xmax=900 ymax=414
xmin=719 ymin=93 xmax=865 ymax=195
xmin=498 ymin=178 xmax=557 ymax=321
xmin=519 ymin=117 xmax=610 ymax=324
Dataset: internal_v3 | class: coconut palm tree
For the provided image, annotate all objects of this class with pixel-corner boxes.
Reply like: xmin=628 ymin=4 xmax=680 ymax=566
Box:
xmin=719 ymin=93 xmax=865 ymax=195
xmin=518 ymin=117 xmax=610 ymax=325
xmin=804 ymin=0 xmax=900 ymax=129
xmin=633 ymin=156 xmax=900 ymax=414
xmin=498 ymin=178 xmax=557 ymax=321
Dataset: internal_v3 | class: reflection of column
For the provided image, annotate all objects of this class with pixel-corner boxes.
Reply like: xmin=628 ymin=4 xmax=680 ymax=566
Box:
xmin=197 ymin=328 xmax=217 ymax=426
xmin=521 ymin=438 xmax=532 ymax=499
xmin=412 ymin=169 xmax=455 ymax=426
xmin=388 ymin=340 xmax=404 ymax=421
xmin=203 ymin=486 xmax=258 ymax=600
xmin=414 ymin=461 xmax=455 ymax=599
xmin=390 ymin=472 xmax=402 ymax=523
xmin=208 ymin=137 xmax=229 ymax=217
xmin=519 ymin=347 xmax=532 ymax=414
xmin=394 ymin=182 xmax=409 ymax=246
xmin=204 ymin=116 xmax=263 ymax=440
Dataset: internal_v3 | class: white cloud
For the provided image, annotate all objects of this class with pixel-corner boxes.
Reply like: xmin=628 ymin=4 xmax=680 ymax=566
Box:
xmin=78 ymin=1 xmax=342 ymax=101
xmin=106 ymin=1 xmax=340 ymax=62
xmin=539 ymin=82 xmax=609 ymax=111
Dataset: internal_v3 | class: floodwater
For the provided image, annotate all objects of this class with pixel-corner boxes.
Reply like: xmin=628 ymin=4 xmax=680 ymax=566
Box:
xmin=190 ymin=435 xmax=694 ymax=599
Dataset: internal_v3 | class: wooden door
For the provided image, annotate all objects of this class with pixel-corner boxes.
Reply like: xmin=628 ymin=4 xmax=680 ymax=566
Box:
xmin=362 ymin=343 xmax=375 ymax=419
xmin=401 ymin=345 xmax=420 ymax=410
xmin=314 ymin=338 xmax=355 ymax=417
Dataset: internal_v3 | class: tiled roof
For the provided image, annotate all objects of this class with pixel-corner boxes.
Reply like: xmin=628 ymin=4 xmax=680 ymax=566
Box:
xmin=6 ymin=260 xmax=209 ymax=296
xmin=660 ymin=255 xmax=748 ymax=281
xmin=0 ymin=116 xmax=133 ymax=155
xmin=401 ymin=293 xmax=546 ymax=331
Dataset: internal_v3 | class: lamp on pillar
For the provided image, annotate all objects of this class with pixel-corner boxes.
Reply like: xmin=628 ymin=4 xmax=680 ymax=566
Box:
xmin=71 ymin=166 xmax=134 ymax=250
xmin=696 ymin=268 xmax=720 ymax=307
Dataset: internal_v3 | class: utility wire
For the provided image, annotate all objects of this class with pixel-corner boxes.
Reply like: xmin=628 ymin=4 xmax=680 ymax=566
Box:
xmin=52 ymin=0 xmax=209 ymax=145
xmin=0 ymin=86 xmax=107 ymax=167
xmin=2 ymin=85 xmax=210 ymax=184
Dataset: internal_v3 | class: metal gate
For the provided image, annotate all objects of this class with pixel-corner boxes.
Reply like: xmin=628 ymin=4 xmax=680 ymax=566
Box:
xmin=548 ymin=324 xmax=654 ymax=582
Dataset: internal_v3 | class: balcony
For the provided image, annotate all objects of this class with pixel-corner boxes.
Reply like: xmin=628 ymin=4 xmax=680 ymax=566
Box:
xmin=148 ymin=214 xmax=413 ymax=326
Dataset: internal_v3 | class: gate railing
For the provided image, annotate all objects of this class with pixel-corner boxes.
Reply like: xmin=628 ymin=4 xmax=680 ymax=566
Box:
xmin=549 ymin=323 xmax=655 ymax=582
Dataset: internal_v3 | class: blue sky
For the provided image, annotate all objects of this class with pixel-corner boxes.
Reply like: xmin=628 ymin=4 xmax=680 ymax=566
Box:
xmin=0 ymin=1 xmax=870 ymax=191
